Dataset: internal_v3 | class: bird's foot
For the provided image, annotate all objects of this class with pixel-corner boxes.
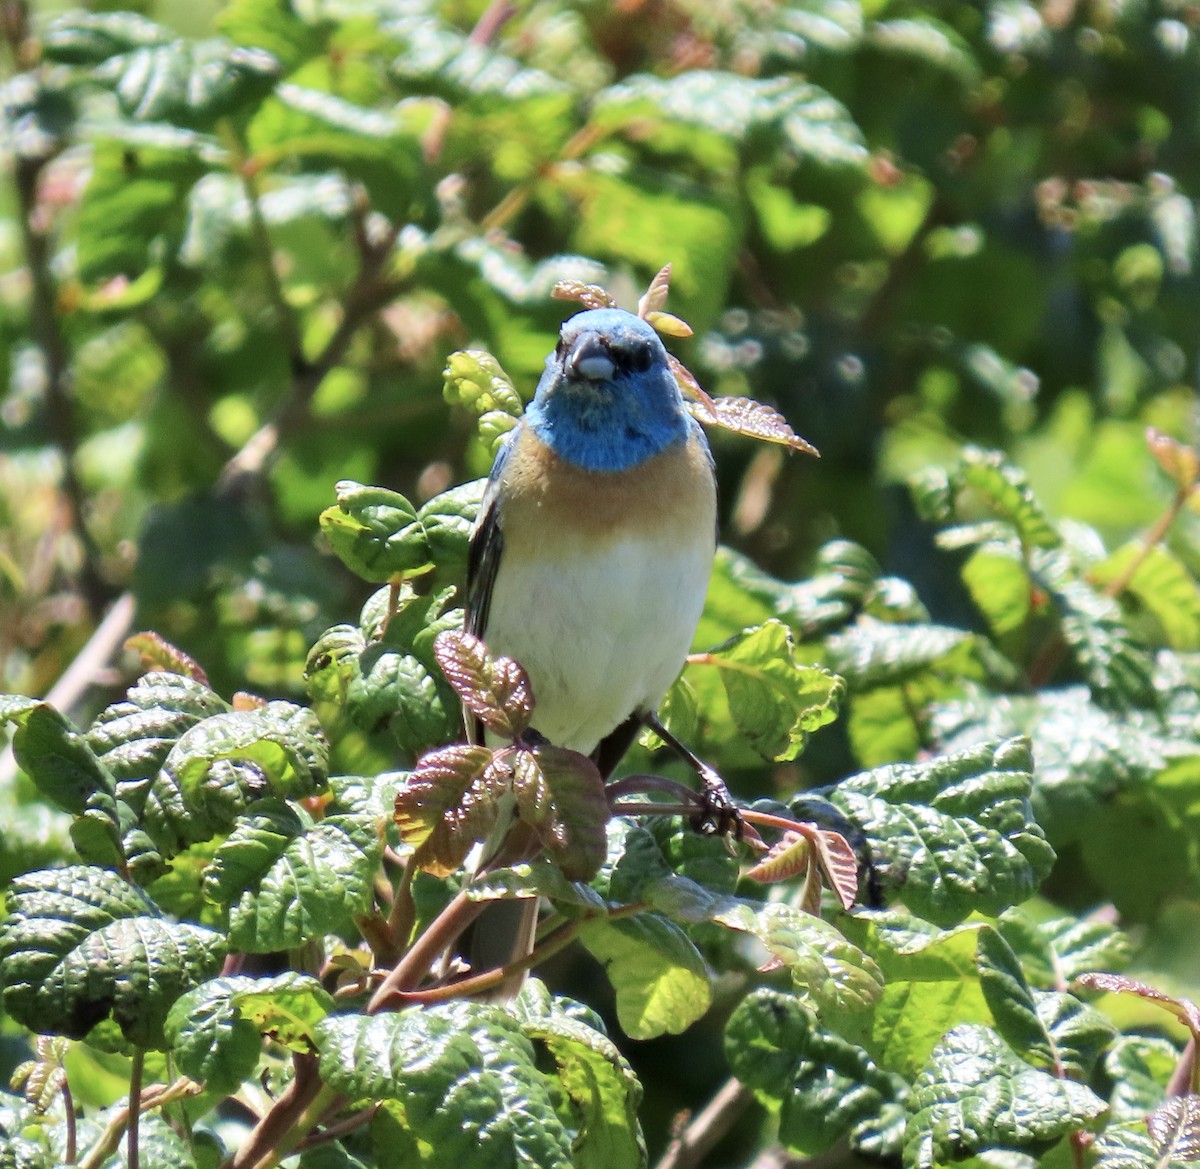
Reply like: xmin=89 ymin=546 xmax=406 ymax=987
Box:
xmin=690 ymin=764 xmax=743 ymax=840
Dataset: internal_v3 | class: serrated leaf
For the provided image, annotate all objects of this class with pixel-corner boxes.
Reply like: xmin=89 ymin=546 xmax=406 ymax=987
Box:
xmin=203 ymin=788 xmax=383 ymax=951
xmin=317 ymin=1002 xmax=578 ymax=1168
xmin=997 ymin=908 xmax=1133 ymax=988
xmin=1093 ymin=542 xmax=1200 ymax=651
xmin=690 ymin=619 xmax=843 ymax=760
xmin=0 ymin=865 xmax=225 ymax=1048
xmin=393 ymin=745 xmax=501 ymax=877
xmin=319 ymin=481 xmax=432 ymax=583
xmin=976 ymin=928 xmax=1116 ymax=1077
xmin=416 ymin=478 xmax=486 ymax=577
xmin=1093 ymin=1123 xmax=1172 ymax=1169
xmin=905 ymin=1025 xmax=1106 ymax=1169
xmin=551 ymin=281 xmax=618 ymax=309
xmin=442 ymin=350 xmax=524 ymax=418
xmin=580 ymin=915 xmax=711 ymax=1039
xmin=509 ymin=745 xmax=608 ymax=881
xmin=10 ymin=1037 xmax=69 ymax=1114
xmin=1148 ymin=1096 xmax=1200 ymax=1163
xmin=726 ymin=988 xmax=905 ymax=1157
xmin=825 ymin=738 xmax=1055 ymax=924
xmin=143 ymin=701 xmax=328 ymax=857
xmin=744 ymin=822 xmax=859 ymax=911
xmin=124 ymin=633 xmax=209 ymax=683
xmin=166 ymin=972 xmax=334 ymax=1094
xmin=1104 ymin=1036 xmax=1181 ymax=1121
xmin=434 ymin=630 xmax=533 ymax=739
xmin=688 ymin=394 xmax=819 ymax=456
xmin=913 ymin=447 xmax=1061 ymax=551
xmin=593 ymin=71 xmax=866 ymax=170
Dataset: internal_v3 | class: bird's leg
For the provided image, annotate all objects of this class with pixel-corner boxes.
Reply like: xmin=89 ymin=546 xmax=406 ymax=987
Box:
xmin=640 ymin=712 xmax=742 ymax=838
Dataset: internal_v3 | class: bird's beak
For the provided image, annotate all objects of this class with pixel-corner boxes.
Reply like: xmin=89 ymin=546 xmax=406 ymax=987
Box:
xmin=566 ymin=332 xmax=615 ymax=382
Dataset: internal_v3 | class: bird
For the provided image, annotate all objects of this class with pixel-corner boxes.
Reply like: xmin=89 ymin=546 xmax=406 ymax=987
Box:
xmin=461 ymin=305 xmax=722 ymax=988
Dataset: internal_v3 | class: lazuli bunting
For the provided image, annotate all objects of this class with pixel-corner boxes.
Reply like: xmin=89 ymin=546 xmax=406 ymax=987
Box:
xmin=466 ymin=306 xmax=716 ymax=768
xmin=462 ymin=306 xmax=720 ymax=986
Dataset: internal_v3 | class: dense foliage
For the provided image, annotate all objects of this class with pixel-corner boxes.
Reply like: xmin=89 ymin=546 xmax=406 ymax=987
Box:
xmin=3 ymin=1 xmax=1200 ymax=1167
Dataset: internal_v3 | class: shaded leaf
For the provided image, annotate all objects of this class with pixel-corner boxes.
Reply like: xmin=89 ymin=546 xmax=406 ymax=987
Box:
xmin=0 ymin=865 xmax=225 ymax=1048
xmin=726 ymin=988 xmax=906 ymax=1158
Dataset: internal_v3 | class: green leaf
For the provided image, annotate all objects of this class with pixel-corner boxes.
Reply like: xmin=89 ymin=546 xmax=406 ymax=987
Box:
xmin=868 ymin=18 xmax=980 ymax=84
xmin=91 ymin=38 xmax=280 ymax=129
xmin=726 ymin=988 xmax=906 ymax=1158
xmin=42 ymin=12 xmax=172 ymax=64
xmin=319 ymin=481 xmax=432 ymax=583
xmin=1037 ymin=559 xmax=1157 ymax=711
xmin=0 ymin=697 xmax=123 ymax=870
xmin=593 ymin=71 xmax=866 ymax=170
xmin=306 ymin=584 xmax=463 ymax=756
xmin=691 ymin=619 xmax=843 ymax=761
xmin=143 ymin=701 xmax=329 ymax=857
xmin=416 ymin=479 xmax=486 ymax=578
xmin=203 ymin=782 xmax=384 ymax=951
xmin=904 ymin=1025 xmax=1106 ymax=1169
xmin=960 ymin=543 xmax=1032 ymax=638
xmin=76 ymin=141 xmax=208 ymax=282
xmin=316 ymin=1002 xmax=579 ymax=1169
xmin=911 ymin=447 xmax=1061 ymax=551
xmin=997 ymin=907 xmax=1133 ymax=988
xmin=87 ymin=671 xmax=231 ymax=816
xmin=1093 ymin=542 xmax=1200 ymax=651
xmin=849 ymin=913 xmax=991 ymax=1080
xmin=825 ymin=738 xmax=1055 ymax=924
xmin=580 ymin=915 xmax=711 ymax=1039
xmin=216 ymin=0 xmax=328 ymax=73
xmin=443 ymin=350 xmax=524 ymax=418
xmin=166 ymin=972 xmax=334 ymax=1094
xmin=510 ymin=982 xmax=646 ymax=1169
xmin=0 ymin=865 xmax=225 ymax=1049
xmin=1103 ymin=1036 xmax=1181 ymax=1121
xmin=976 ymin=927 xmax=1116 ymax=1077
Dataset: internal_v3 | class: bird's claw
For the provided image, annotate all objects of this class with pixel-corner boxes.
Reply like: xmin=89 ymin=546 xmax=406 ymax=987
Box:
xmin=689 ymin=766 xmax=743 ymax=841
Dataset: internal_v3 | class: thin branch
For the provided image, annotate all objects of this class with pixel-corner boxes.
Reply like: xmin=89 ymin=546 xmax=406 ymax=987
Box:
xmin=12 ymin=115 xmax=107 ymax=614
xmin=654 ymin=1078 xmax=754 ymax=1169
xmin=127 ymin=1049 xmax=144 ymax=1169
xmin=1099 ymin=483 xmax=1197 ymax=598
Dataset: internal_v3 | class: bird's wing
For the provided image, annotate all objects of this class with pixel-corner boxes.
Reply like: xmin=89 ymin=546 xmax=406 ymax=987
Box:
xmin=465 ymin=426 xmax=518 ymax=641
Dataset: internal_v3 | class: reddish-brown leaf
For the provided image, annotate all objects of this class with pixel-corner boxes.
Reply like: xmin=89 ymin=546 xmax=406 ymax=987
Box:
xmin=551 ymin=281 xmax=617 ymax=310
xmin=1077 ymin=972 xmax=1200 ymax=1040
xmin=512 ymin=744 xmax=608 ymax=881
xmin=689 ymin=395 xmax=820 ymax=457
xmin=637 ymin=264 xmax=673 ymax=318
xmin=434 ymin=629 xmax=533 ymax=740
xmin=124 ymin=631 xmax=209 ymax=685
xmin=745 ymin=831 xmax=811 ymax=884
xmin=812 ymin=830 xmax=859 ymax=912
xmin=1148 ymin=1096 xmax=1200 ymax=1161
xmin=1147 ymin=426 xmax=1200 ymax=491
xmin=394 ymin=743 xmax=499 ymax=876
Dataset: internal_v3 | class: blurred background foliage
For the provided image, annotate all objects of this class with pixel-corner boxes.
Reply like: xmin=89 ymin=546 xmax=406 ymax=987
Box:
xmin=4 ymin=0 xmax=1200 ymax=1154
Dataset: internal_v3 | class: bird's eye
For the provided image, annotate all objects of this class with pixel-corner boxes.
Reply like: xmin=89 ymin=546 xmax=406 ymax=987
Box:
xmin=627 ymin=346 xmax=654 ymax=373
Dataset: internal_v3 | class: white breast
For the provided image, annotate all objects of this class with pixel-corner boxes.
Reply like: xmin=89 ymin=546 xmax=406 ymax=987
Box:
xmin=483 ymin=530 xmax=713 ymax=755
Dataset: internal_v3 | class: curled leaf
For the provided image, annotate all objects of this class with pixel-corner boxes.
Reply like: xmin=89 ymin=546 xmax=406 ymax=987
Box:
xmin=637 ymin=264 xmax=673 ymax=318
xmin=745 ymin=820 xmax=858 ymax=911
xmin=552 ymin=280 xmax=617 ymax=309
xmin=124 ymin=632 xmax=209 ymax=685
xmin=434 ymin=629 xmax=533 ymax=740
xmin=1146 ymin=427 xmax=1199 ymax=492
xmin=1076 ymin=972 xmax=1200 ymax=1041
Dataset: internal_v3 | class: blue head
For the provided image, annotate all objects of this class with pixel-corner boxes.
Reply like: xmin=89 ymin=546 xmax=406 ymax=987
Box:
xmin=524 ymin=308 xmax=692 ymax=472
